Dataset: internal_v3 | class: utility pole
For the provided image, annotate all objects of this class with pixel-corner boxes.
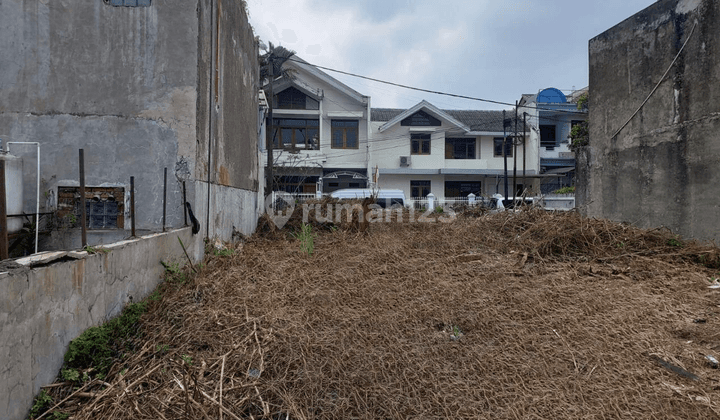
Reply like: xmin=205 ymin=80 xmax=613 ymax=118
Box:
xmin=266 ymin=59 xmax=274 ymax=195
xmin=503 ymin=110 xmax=509 ymax=203
xmin=513 ymin=100 xmax=518 ymax=199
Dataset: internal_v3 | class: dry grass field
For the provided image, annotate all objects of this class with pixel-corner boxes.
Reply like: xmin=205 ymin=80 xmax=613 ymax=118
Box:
xmin=39 ymin=208 xmax=720 ymax=419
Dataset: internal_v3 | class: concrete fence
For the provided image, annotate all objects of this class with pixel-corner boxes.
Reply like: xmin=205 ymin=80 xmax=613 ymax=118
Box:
xmin=0 ymin=227 xmax=203 ymax=420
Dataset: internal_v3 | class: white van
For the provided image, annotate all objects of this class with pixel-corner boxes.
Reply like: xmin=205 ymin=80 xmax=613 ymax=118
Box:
xmin=330 ymin=188 xmax=406 ymax=208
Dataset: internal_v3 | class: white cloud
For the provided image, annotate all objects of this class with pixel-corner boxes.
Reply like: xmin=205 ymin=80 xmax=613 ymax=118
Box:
xmin=247 ymin=0 xmax=657 ymax=109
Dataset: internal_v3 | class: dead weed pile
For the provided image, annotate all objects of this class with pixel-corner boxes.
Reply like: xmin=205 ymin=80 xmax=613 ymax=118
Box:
xmin=40 ymin=210 xmax=720 ymax=419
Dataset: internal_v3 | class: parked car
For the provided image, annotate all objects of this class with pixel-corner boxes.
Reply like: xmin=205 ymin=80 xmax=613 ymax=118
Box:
xmin=330 ymin=188 xmax=406 ymax=208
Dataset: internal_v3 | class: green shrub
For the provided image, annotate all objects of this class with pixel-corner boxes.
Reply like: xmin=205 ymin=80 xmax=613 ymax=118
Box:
xmin=292 ymin=223 xmax=315 ymax=256
xmin=553 ymin=186 xmax=575 ymax=194
xmin=28 ymin=389 xmax=53 ymax=419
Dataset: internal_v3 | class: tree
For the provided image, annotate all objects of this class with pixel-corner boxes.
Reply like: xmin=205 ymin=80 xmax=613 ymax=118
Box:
xmin=570 ymin=93 xmax=589 ymax=150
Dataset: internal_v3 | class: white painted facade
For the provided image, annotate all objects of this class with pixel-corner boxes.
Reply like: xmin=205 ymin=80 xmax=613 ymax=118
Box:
xmin=369 ymin=101 xmax=540 ymax=200
xmin=261 ymin=60 xmax=586 ymax=201
xmin=262 ymin=57 xmax=371 ymax=193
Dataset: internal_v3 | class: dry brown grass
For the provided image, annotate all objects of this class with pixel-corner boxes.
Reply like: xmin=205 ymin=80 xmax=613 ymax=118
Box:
xmin=42 ymin=209 xmax=720 ymax=419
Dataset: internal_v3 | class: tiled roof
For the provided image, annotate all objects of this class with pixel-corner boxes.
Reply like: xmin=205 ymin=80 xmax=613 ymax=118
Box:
xmin=371 ymin=108 xmax=526 ymax=133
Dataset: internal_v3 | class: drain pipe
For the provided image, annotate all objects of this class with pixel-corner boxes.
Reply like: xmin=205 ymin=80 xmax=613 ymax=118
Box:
xmin=6 ymin=142 xmax=40 ymax=254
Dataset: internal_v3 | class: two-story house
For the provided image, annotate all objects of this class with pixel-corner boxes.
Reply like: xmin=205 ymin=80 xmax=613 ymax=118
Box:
xmin=263 ymin=57 xmax=371 ymax=194
xmin=370 ymin=100 xmax=537 ymax=201
xmin=263 ymin=57 xmax=576 ymax=202
xmin=518 ymin=87 xmax=588 ymax=193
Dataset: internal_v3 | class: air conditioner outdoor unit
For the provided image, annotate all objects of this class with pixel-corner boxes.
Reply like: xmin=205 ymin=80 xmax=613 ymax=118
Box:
xmin=400 ymin=156 xmax=411 ymax=167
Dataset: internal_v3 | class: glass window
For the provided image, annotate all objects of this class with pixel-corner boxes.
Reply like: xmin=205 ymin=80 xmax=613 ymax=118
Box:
xmin=540 ymin=125 xmax=556 ymax=148
xmin=401 ymin=110 xmax=441 ymax=126
xmin=411 ymin=133 xmax=431 ymax=155
xmin=493 ymin=137 xmax=513 ymax=157
xmin=410 ymin=180 xmax=431 ymax=198
xmin=272 ymin=119 xmax=320 ymax=150
xmin=331 ymin=120 xmax=359 ymax=149
xmin=445 ymin=138 xmax=476 ymax=159
xmin=274 ymin=87 xmax=319 ymax=110
xmin=108 ymin=0 xmax=152 ymax=6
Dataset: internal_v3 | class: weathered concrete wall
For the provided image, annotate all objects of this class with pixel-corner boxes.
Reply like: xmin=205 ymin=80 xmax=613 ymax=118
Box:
xmin=194 ymin=0 xmax=260 ymax=240
xmin=0 ymin=0 xmax=198 ymax=232
xmin=574 ymin=146 xmax=591 ymax=211
xmin=585 ymin=0 xmax=720 ymax=242
xmin=0 ymin=0 xmax=260 ymax=244
xmin=0 ymin=227 xmax=203 ymax=420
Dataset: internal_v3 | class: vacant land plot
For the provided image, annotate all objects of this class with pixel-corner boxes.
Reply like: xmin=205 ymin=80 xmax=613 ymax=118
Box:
xmin=40 ymin=209 xmax=720 ymax=419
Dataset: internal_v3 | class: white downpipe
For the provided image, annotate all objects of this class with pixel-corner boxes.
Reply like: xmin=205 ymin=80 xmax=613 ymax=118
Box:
xmin=6 ymin=142 xmax=40 ymax=254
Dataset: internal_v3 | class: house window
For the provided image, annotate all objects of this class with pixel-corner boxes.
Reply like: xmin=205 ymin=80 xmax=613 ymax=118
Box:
xmin=444 ymin=181 xmax=481 ymax=198
xmin=540 ymin=125 xmax=556 ymax=149
xmin=401 ymin=110 xmax=441 ymax=126
xmin=272 ymin=118 xmax=319 ymax=150
xmin=331 ymin=120 xmax=359 ymax=149
xmin=274 ymin=87 xmax=319 ymax=110
xmin=445 ymin=138 xmax=476 ymax=159
xmin=106 ymin=0 xmax=152 ymax=6
xmin=411 ymin=133 xmax=431 ymax=155
xmin=410 ymin=180 xmax=431 ymax=198
xmin=493 ymin=137 xmax=513 ymax=157
xmin=57 ymin=187 xmax=125 ymax=229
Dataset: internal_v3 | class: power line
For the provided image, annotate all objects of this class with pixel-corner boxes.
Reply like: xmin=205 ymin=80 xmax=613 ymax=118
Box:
xmin=287 ymin=57 xmax=587 ymax=115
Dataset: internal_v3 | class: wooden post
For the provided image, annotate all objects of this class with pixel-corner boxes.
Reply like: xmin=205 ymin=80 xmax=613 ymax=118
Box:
xmin=130 ymin=176 xmax=136 ymax=237
xmin=79 ymin=149 xmax=87 ymax=248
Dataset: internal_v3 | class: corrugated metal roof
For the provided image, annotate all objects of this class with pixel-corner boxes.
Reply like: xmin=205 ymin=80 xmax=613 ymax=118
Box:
xmin=371 ymin=108 xmax=525 ymax=133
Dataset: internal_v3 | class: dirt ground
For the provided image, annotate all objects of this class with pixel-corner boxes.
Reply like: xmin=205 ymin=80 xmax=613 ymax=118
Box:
xmin=42 ymin=208 xmax=720 ymax=419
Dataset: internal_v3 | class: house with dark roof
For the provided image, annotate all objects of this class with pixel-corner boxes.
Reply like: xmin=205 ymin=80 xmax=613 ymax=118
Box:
xmin=262 ymin=57 xmax=581 ymax=201
xmin=370 ymin=100 xmax=537 ymax=200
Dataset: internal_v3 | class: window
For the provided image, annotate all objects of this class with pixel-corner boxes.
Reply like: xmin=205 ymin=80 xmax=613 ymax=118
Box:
xmin=272 ymin=118 xmax=319 ymax=150
xmin=57 ymin=186 xmax=125 ymax=229
xmin=445 ymin=138 xmax=476 ymax=159
xmin=493 ymin=137 xmax=513 ymax=157
xmin=274 ymin=87 xmax=319 ymax=110
xmin=444 ymin=181 xmax=481 ymax=197
xmin=401 ymin=110 xmax=441 ymax=126
xmin=540 ymin=125 xmax=557 ymax=149
xmin=331 ymin=120 xmax=359 ymax=149
xmin=411 ymin=133 xmax=431 ymax=155
xmin=107 ymin=0 xmax=151 ymax=6
xmin=410 ymin=180 xmax=431 ymax=198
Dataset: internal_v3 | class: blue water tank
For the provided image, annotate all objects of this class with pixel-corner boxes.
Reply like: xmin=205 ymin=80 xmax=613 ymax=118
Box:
xmin=537 ymin=88 xmax=567 ymax=103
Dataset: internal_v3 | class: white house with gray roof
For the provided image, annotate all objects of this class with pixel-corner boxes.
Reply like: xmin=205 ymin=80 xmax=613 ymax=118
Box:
xmin=263 ymin=56 xmax=554 ymax=200
xmin=370 ymin=100 xmax=539 ymax=201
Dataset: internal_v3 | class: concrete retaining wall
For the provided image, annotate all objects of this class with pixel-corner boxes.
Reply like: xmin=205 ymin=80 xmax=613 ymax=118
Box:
xmin=0 ymin=227 xmax=203 ymax=420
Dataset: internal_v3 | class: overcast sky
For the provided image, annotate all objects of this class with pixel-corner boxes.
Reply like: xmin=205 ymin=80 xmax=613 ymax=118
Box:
xmin=246 ymin=0 xmax=657 ymax=110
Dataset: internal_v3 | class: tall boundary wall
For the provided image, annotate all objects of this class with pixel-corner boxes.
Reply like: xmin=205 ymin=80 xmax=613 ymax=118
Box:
xmin=583 ymin=0 xmax=720 ymax=243
xmin=0 ymin=228 xmax=203 ymax=420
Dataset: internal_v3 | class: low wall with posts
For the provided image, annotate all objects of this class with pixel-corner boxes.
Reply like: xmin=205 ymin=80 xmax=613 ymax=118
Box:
xmin=0 ymin=227 xmax=203 ymax=420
